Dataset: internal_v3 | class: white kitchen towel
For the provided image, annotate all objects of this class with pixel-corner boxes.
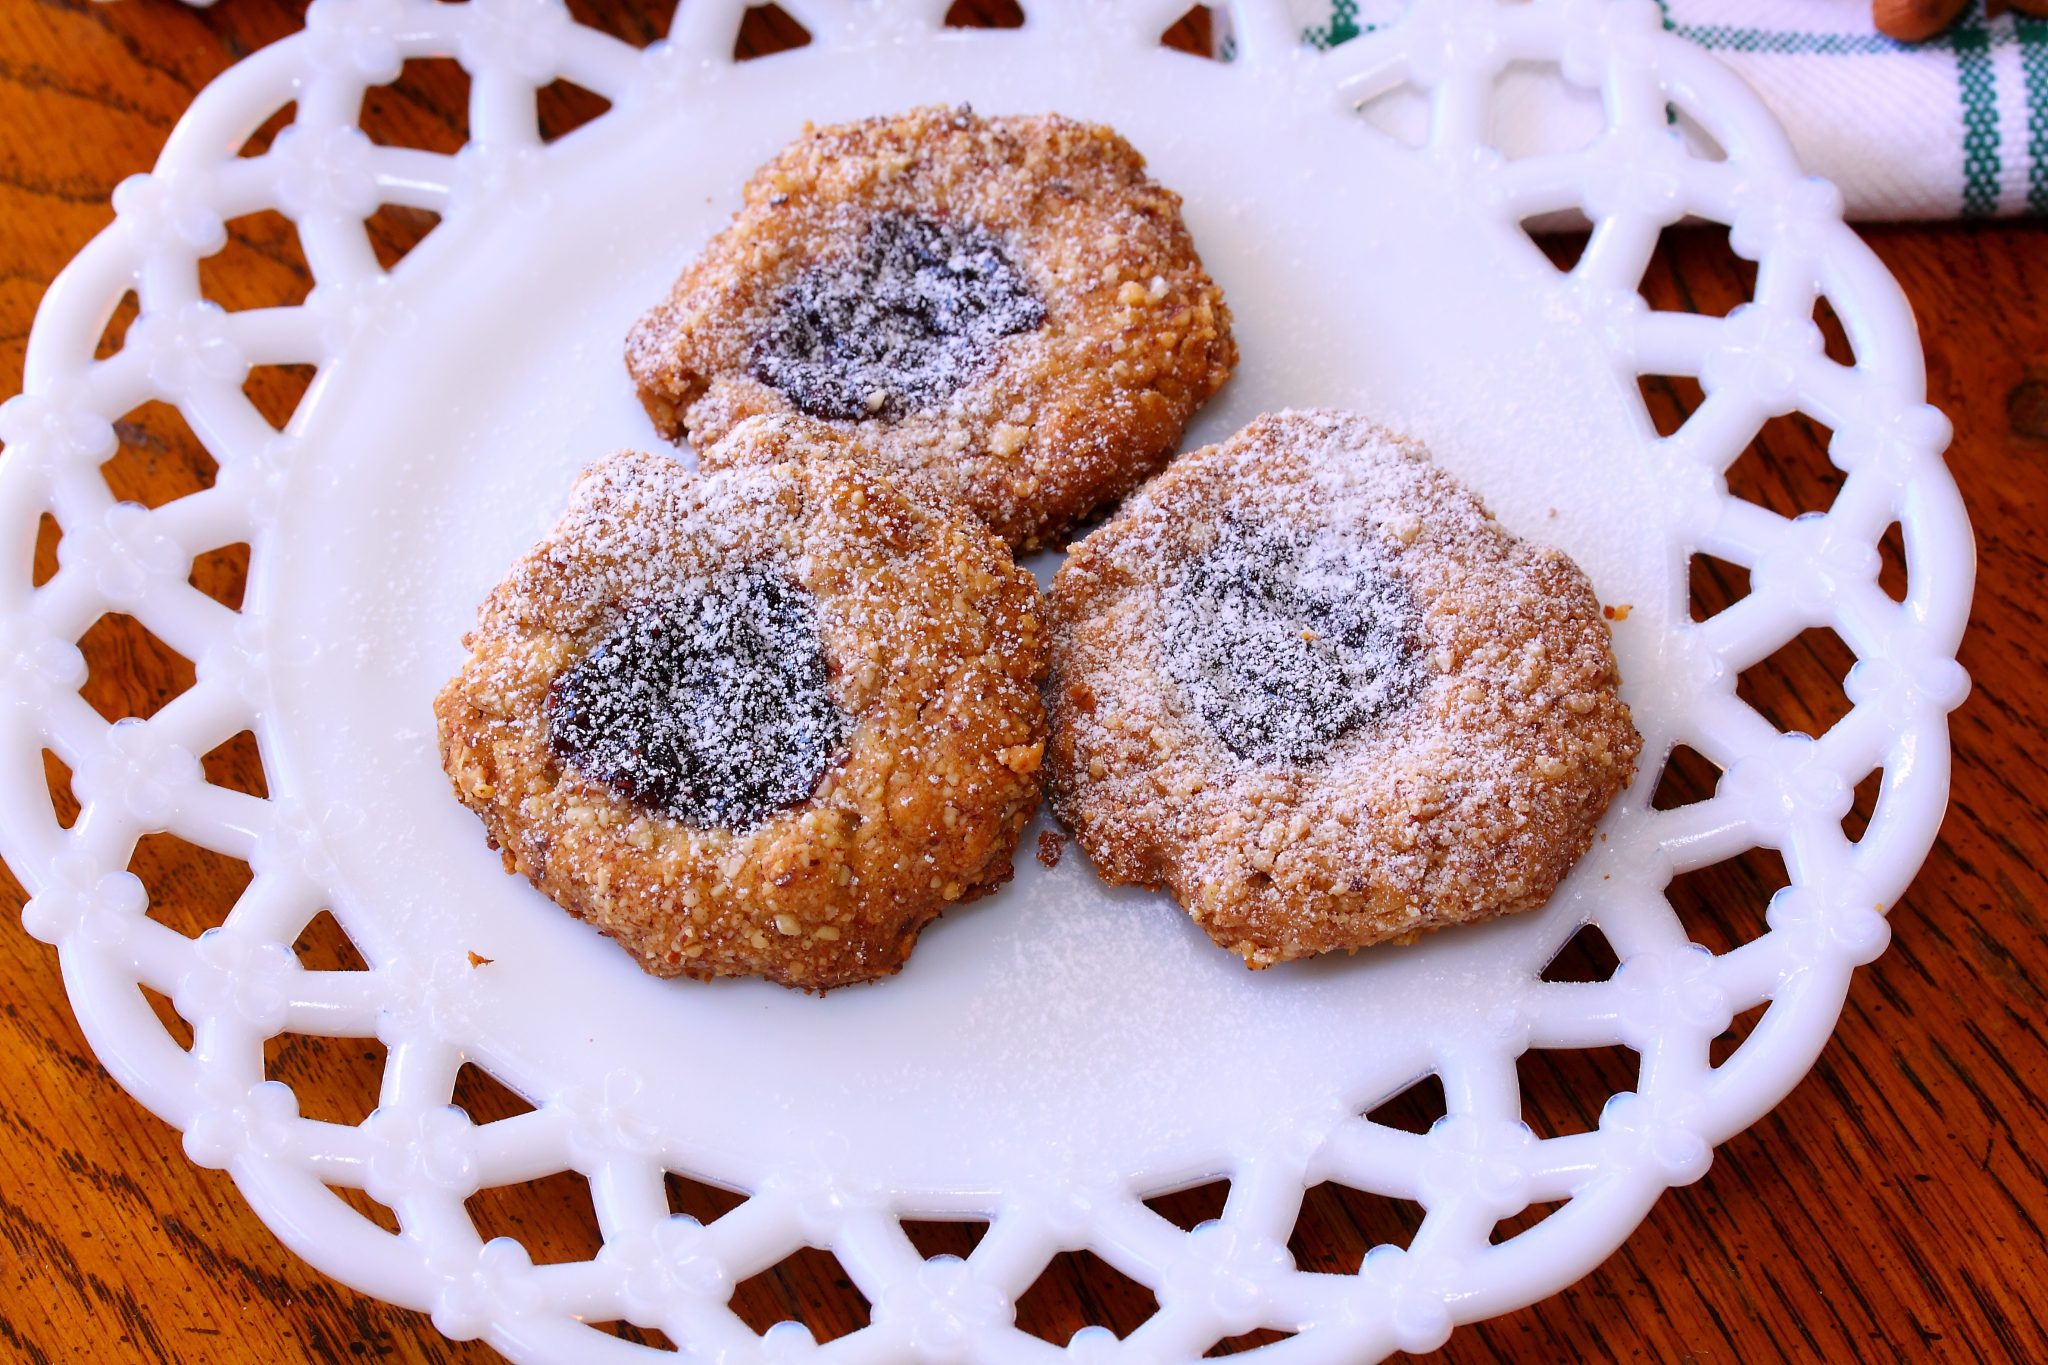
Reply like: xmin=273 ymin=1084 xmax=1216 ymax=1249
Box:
xmin=1271 ymin=1 xmax=2048 ymax=219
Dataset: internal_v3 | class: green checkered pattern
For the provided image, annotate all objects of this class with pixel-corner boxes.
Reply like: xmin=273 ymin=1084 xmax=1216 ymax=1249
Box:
xmin=1289 ymin=1 xmax=2048 ymax=218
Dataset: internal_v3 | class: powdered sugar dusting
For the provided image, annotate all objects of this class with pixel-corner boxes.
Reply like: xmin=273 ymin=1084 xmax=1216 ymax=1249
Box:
xmin=545 ymin=570 xmax=851 ymax=829
xmin=750 ymin=212 xmax=1045 ymax=422
xmin=1163 ymin=515 xmax=1425 ymax=766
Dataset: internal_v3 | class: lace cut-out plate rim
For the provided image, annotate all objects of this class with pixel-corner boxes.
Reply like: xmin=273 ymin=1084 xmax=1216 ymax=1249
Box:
xmin=0 ymin=2 xmax=1973 ymax=1362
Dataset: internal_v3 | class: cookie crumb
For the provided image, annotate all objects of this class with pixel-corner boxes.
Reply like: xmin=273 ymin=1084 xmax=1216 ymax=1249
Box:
xmin=1602 ymin=602 xmax=1632 ymax=621
xmin=466 ymin=951 xmax=493 ymax=967
xmin=1036 ymin=830 xmax=1064 ymax=868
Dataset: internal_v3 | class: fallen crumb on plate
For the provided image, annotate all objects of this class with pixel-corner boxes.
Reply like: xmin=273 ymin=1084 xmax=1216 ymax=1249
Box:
xmin=1036 ymin=830 xmax=1064 ymax=868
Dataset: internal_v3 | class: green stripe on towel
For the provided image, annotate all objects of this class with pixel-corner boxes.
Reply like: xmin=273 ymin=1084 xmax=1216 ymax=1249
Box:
xmin=2019 ymin=18 xmax=2048 ymax=214
xmin=1953 ymin=21 xmax=2001 ymax=217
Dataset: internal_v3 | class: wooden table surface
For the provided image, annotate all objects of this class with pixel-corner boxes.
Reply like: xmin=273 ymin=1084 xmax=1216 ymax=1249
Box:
xmin=3 ymin=1 xmax=2045 ymax=1361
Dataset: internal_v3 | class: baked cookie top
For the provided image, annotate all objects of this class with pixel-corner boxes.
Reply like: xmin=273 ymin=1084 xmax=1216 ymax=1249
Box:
xmin=435 ymin=419 xmax=1048 ymax=989
xmin=626 ymin=104 xmax=1236 ymax=550
xmin=1046 ymin=409 xmax=1642 ymax=967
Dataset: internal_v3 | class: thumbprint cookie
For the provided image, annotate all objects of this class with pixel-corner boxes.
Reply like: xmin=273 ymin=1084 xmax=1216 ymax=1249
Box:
xmin=626 ymin=104 xmax=1236 ymax=549
xmin=1046 ymin=409 xmax=1641 ymax=968
xmin=435 ymin=418 xmax=1048 ymax=989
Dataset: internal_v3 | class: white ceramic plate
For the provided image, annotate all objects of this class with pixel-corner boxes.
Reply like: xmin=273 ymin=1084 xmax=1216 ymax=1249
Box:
xmin=0 ymin=1 xmax=1974 ymax=1361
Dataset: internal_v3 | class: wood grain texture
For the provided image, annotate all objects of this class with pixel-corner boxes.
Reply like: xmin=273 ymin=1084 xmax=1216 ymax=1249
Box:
xmin=2 ymin=1 xmax=2045 ymax=1360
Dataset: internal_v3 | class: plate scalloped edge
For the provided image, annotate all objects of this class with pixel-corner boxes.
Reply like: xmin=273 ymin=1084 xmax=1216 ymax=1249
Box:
xmin=0 ymin=1 xmax=1974 ymax=1361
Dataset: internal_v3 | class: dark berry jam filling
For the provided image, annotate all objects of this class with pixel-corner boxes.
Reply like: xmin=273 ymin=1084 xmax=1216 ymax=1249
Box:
xmin=546 ymin=571 xmax=851 ymax=829
xmin=749 ymin=212 xmax=1044 ymax=422
xmin=1164 ymin=518 xmax=1427 ymax=766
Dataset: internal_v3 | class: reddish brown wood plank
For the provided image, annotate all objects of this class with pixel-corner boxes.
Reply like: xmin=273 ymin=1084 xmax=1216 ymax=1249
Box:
xmin=1 ymin=3 xmax=2043 ymax=1362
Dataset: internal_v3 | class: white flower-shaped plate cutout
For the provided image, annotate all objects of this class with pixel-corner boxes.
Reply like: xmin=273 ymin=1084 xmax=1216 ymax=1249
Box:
xmin=0 ymin=1 xmax=1974 ymax=1361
